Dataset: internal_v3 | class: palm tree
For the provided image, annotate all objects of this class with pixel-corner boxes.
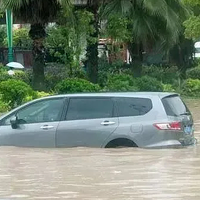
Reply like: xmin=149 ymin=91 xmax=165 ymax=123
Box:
xmin=103 ymin=0 xmax=190 ymax=72
xmin=77 ymin=0 xmax=190 ymax=81
xmin=1 ymin=0 xmax=71 ymax=90
xmin=85 ymin=0 xmax=99 ymax=84
xmin=74 ymin=0 xmax=103 ymax=83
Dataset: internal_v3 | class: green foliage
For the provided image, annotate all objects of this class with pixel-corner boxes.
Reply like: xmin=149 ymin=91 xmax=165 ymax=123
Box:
xmin=44 ymin=63 xmax=68 ymax=91
xmin=0 ymin=63 xmax=4 ymax=68
xmin=1 ymin=0 xmax=71 ymax=25
xmin=105 ymin=74 xmax=138 ymax=92
xmin=44 ymin=63 xmax=87 ymax=92
xmin=102 ymin=15 xmax=132 ymax=42
xmin=162 ymin=84 xmax=175 ymax=92
xmin=3 ymin=27 xmax=32 ymax=48
xmin=104 ymin=0 xmax=189 ymax=50
xmin=142 ymin=65 xmax=179 ymax=84
xmin=14 ymin=70 xmax=31 ymax=85
xmin=183 ymin=16 xmax=200 ymax=40
xmin=0 ymin=99 xmax=9 ymax=114
xmin=98 ymin=57 xmax=132 ymax=87
xmin=0 ymin=25 xmax=6 ymax=47
xmin=0 ymin=69 xmax=31 ymax=85
xmin=135 ymin=76 xmax=163 ymax=92
xmin=55 ymin=78 xmax=101 ymax=94
xmin=186 ymin=67 xmax=200 ymax=79
xmin=45 ymin=10 xmax=94 ymax=74
xmin=0 ymin=69 xmax=10 ymax=83
xmin=34 ymin=91 xmax=50 ymax=98
xmin=104 ymin=74 xmax=163 ymax=92
xmin=25 ymin=91 xmax=51 ymax=102
xmin=182 ymin=78 xmax=200 ymax=96
xmin=183 ymin=0 xmax=200 ymax=6
xmin=0 ymin=79 xmax=34 ymax=108
xmin=13 ymin=28 xmax=32 ymax=48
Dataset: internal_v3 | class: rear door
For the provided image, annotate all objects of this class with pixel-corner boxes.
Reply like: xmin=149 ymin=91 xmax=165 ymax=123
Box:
xmin=56 ymin=97 xmax=119 ymax=147
xmin=161 ymin=95 xmax=193 ymax=135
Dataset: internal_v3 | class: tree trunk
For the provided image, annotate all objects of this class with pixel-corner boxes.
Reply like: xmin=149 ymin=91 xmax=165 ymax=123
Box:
xmin=29 ymin=24 xmax=46 ymax=91
xmin=128 ymin=41 xmax=143 ymax=77
xmin=85 ymin=5 xmax=99 ymax=83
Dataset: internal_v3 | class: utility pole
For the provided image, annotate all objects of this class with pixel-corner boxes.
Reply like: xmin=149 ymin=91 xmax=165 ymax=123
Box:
xmin=6 ymin=9 xmax=13 ymax=62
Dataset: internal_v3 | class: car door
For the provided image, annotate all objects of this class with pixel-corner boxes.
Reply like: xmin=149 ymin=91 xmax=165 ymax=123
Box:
xmin=56 ymin=97 xmax=119 ymax=147
xmin=0 ymin=97 xmax=65 ymax=147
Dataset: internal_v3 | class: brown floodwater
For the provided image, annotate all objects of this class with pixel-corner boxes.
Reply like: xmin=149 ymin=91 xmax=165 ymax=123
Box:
xmin=0 ymin=99 xmax=200 ymax=200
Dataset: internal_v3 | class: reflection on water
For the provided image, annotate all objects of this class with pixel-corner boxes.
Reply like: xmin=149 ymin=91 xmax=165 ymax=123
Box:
xmin=0 ymin=99 xmax=200 ymax=200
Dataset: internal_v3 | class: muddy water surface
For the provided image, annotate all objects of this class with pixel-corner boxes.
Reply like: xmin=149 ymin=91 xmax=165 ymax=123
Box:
xmin=0 ymin=99 xmax=200 ymax=200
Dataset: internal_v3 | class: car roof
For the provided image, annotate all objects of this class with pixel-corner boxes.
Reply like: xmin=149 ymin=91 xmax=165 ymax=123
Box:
xmin=43 ymin=92 xmax=178 ymax=99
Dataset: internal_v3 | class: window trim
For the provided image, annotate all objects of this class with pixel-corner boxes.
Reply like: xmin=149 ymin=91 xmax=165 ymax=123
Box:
xmin=0 ymin=97 xmax=67 ymax=126
xmin=65 ymin=97 xmax=117 ymax=121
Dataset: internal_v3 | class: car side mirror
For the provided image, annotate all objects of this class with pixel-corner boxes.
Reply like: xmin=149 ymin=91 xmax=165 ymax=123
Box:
xmin=10 ymin=116 xmax=19 ymax=129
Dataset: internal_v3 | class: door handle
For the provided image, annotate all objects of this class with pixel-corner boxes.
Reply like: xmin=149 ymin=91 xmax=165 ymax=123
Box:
xmin=40 ymin=125 xmax=54 ymax=130
xmin=101 ymin=121 xmax=116 ymax=126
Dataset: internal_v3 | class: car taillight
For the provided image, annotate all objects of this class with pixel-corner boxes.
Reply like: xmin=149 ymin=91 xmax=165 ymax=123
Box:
xmin=154 ymin=122 xmax=181 ymax=131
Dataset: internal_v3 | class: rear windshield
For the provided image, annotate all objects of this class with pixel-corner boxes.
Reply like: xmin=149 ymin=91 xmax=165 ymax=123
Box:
xmin=162 ymin=95 xmax=189 ymax=117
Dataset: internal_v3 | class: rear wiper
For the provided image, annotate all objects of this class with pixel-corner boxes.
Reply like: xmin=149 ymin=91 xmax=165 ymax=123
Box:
xmin=180 ymin=112 xmax=190 ymax=116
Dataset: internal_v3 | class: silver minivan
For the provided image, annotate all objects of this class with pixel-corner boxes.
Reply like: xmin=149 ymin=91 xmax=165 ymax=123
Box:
xmin=0 ymin=92 xmax=196 ymax=148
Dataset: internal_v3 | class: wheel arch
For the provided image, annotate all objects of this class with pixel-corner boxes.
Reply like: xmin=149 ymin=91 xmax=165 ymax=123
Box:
xmin=104 ymin=137 xmax=138 ymax=148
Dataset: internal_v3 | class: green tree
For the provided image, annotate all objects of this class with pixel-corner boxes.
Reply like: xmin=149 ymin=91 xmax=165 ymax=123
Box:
xmin=77 ymin=0 xmax=190 ymax=81
xmin=183 ymin=0 xmax=200 ymax=40
xmin=103 ymin=0 xmax=190 ymax=71
xmin=3 ymin=27 xmax=32 ymax=48
xmin=46 ymin=10 xmax=94 ymax=77
xmin=183 ymin=0 xmax=200 ymax=6
xmin=75 ymin=0 xmax=102 ymax=83
xmin=1 ymin=0 xmax=71 ymax=91
xmin=13 ymin=28 xmax=32 ymax=48
xmin=184 ymin=16 xmax=200 ymax=40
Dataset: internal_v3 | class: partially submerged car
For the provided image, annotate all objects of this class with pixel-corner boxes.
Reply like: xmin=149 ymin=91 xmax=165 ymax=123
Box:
xmin=0 ymin=92 xmax=196 ymax=148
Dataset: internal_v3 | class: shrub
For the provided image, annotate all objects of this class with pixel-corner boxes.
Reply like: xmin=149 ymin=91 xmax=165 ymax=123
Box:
xmin=186 ymin=67 xmax=200 ymax=79
xmin=55 ymin=78 xmax=101 ymax=94
xmin=25 ymin=91 xmax=51 ymax=102
xmin=45 ymin=63 xmax=69 ymax=91
xmin=98 ymin=57 xmax=132 ymax=87
xmin=98 ymin=71 xmax=109 ymax=87
xmin=0 ymin=69 xmax=32 ymax=85
xmin=135 ymin=76 xmax=163 ymax=92
xmin=14 ymin=70 xmax=31 ymax=85
xmin=105 ymin=74 xmax=138 ymax=92
xmin=0 ymin=99 xmax=9 ymax=114
xmin=34 ymin=91 xmax=51 ymax=98
xmin=142 ymin=65 xmax=179 ymax=84
xmin=0 ymin=79 xmax=34 ymax=108
xmin=182 ymin=79 xmax=200 ymax=97
xmin=0 ymin=69 xmax=10 ymax=82
xmin=162 ymin=84 xmax=175 ymax=92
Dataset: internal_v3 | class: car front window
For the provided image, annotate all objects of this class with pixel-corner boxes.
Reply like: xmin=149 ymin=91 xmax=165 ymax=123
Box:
xmin=2 ymin=98 xmax=65 ymax=125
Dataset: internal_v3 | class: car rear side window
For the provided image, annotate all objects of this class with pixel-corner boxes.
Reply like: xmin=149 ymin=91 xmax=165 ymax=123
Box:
xmin=162 ymin=95 xmax=189 ymax=116
xmin=115 ymin=97 xmax=152 ymax=117
xmin=66 ymin=98 xmax=114 ymax=120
